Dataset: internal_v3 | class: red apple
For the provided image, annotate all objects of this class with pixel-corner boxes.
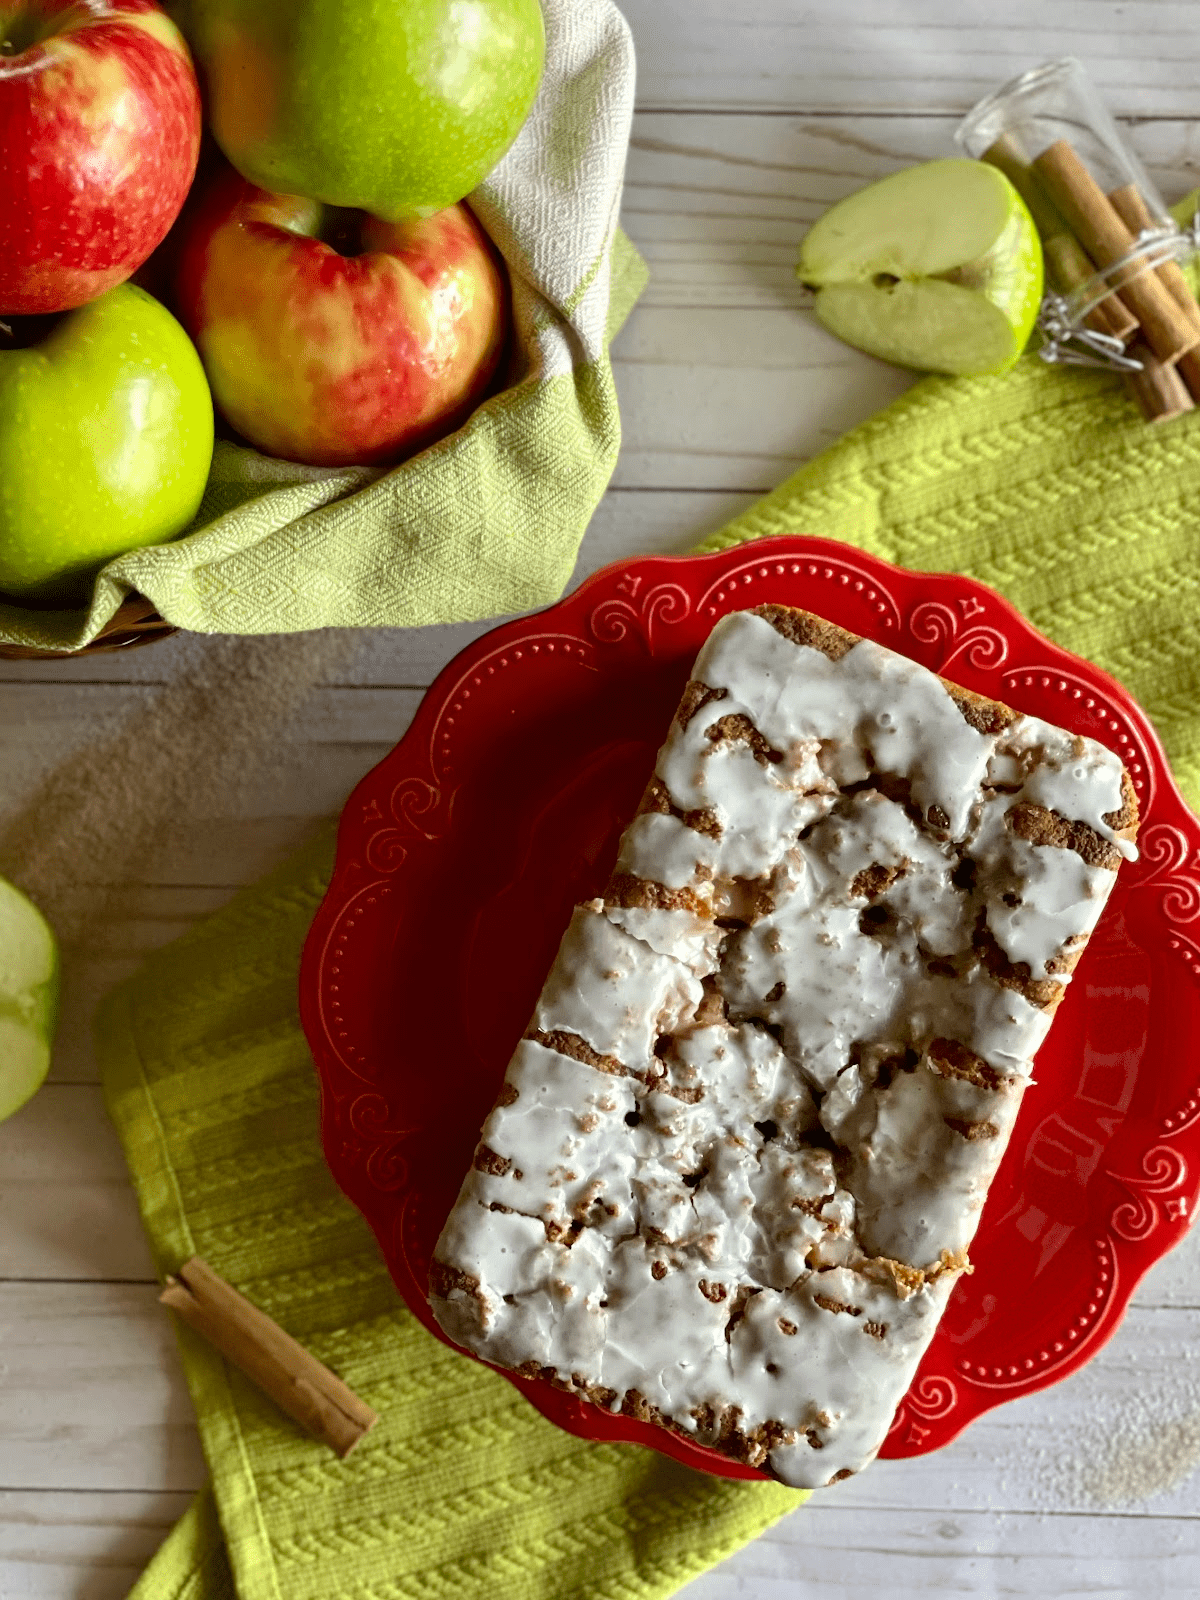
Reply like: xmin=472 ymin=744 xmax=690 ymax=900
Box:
xmin=172 ymin=168 xmax=509 ymax=469
xmin=0 ymin=0 xmax=202 ymax=315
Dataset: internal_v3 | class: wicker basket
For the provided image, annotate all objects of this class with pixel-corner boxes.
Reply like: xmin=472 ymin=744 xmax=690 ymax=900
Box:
xmin=0 ymin=595 xmax=176 ymax=661
xmin=1 ymin=1 xmax=638 ymax=661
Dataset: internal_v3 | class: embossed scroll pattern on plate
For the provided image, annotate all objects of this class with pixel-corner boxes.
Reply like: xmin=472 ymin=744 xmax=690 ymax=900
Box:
xmin=301 ymin=535 xmax=1200 ymax=1478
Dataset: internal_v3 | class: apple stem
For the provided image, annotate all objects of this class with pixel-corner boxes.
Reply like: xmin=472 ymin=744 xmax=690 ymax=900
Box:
xmin=0 ymin=6 xmax=47 ymax=56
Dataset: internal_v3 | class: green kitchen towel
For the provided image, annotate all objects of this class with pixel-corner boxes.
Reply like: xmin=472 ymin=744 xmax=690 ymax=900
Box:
xmin=697 ymin=354 xmax=1200 ymax=808
xmin=103 ymin=241 xmax=1200 ymax=1600
xmin=102 ymin=827 xmax=805 ymax=1600
xmin=1 ymin=0 xmax=645 ymax=655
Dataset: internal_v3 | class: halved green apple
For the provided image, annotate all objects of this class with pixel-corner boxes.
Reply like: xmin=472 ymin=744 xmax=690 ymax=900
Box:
xmin=797 ymin=159 xmax=1044 ymax=376
xmin=0 ymin=877 xmax=58 ymax=1124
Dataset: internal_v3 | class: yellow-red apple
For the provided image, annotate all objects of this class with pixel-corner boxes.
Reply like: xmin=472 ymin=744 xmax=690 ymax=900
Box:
xmin=172 ymin=168 xmax=509 ymax=468
xmin=0 ymin=0 xmax=201 ymax=315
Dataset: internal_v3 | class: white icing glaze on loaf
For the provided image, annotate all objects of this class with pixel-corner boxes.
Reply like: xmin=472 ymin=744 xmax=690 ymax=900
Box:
xmin=616 ymin=812 xmax=720 ymax=888
xmin=431 ymin=604 xmax=1137 ymax=1490
xmin=693 ymin=615 xmax=994 ymax=839
xmin=531 ymin=903 xmax=702 ymax=1068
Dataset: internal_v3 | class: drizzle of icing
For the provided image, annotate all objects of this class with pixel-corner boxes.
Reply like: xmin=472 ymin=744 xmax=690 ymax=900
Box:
xmin=996 ymin=715 xmax=1134 ymax=857
xmin=616 ymin=812 xmax=720 ymax=888
xmin=823 ymin=1054 xmax=1023 ymax=1263
xmin=532 ymin=904 xmax=702 ymax=1068
xmin=431 ymin=606 xmax=1137 ymax=1490
xmin=693 ymin=615 xmax=995 ymax=839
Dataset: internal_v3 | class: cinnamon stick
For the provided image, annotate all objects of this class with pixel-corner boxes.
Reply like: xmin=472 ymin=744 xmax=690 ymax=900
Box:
xmin=1033 ymin=140 xmax=1199 ymax=365
xmin=1108 ymin=182 xmax=1200 ymax=338
xmin=1042 ymin=235 xmax=1138 ymax=340
xmin=982 ymin=134 xmax=1135 ymax=341
xmin=1108 ymin=181 xmax=1200 ymax=402
xmin=161 ymin=1257 xmax=377 ymax=1457
xmin=1175 ymin=348 xmax=1200 ymax=403
xmin=1124 ymin=338 xmax=1194 ymax=422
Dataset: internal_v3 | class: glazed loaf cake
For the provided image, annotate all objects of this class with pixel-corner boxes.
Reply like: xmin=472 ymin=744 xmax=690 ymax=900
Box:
xmin=429 ymin=603 xmax=1140 ymax=1488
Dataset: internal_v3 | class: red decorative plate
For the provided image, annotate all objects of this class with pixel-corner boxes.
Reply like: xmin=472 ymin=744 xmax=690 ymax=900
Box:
xmin=299 ymin=535 xmax=1200 ymax=1477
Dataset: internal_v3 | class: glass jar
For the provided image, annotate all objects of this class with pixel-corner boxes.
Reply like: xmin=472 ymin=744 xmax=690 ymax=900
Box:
xmin=956 ymin=57 xmax=1199 ymax=377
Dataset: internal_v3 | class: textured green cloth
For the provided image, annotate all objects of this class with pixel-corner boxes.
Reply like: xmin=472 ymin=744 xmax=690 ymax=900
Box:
xmin=697 ymin=356 xmax=1200 ymax=810
xmin=1 ymin=0 xmax=646 ymax=655
xmin=102 ymin=828 xmax=804 ymax=1600
xmin=0 ymin=229 xmax=646 ymax=654
xmin=103 ymin=285 xmax=1200 ymax=1600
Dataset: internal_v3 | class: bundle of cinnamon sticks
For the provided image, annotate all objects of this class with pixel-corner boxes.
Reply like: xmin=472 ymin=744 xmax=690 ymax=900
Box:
xmin=162 ymin=1257 xmax=377 ymax=1456
xmin=984 ymin=134 xmax=1200 ymax=421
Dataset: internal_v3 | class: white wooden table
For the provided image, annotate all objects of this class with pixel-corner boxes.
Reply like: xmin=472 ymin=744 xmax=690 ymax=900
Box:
xmin=4 ymin=5 xmax=1200 ymax=1595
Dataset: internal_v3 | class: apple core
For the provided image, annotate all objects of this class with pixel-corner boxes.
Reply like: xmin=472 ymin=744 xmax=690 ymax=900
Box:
xmin=798 ymin=160 xmax=1044 ymax=376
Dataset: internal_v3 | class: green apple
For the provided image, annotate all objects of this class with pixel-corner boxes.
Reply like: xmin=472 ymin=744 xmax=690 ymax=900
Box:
xmin=0 ymin=284 xmax=213 ymax=608
xmin=797 ymin=159 xmax=1044 ymax=377
xmin=186 ymin=0 xmax=546 ymax=220
xmin=0 ymin=876 xmax=58 ymax=1124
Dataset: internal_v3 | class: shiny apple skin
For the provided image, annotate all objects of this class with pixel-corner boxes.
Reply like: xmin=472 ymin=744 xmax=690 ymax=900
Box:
xmin=188 ymin=0 xmax=545 ymax=221
xmin=0 ymin=284 xmax=214 ymax=608
xmin=0 ymin=0 xmax=202 ymax=315
xmin=173 ymin=169 xmax=509 ymax=468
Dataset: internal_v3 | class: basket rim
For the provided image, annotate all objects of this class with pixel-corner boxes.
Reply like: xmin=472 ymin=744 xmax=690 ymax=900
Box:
xmin=0 ymin=592 xmax=175 ymax=660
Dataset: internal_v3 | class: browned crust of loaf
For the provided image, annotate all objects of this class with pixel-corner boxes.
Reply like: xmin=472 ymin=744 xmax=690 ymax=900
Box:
xmin=705 ymin=712 xmax=784 ymax=766
xmin=690 ymin=1400 xmax=798 ymax=1471
xmin=724 ymin=1282 xmax=760 ymax=1342
xmin=1105 ymin=768 xmax=1140 ymax=839
xmin=867 ymin=1248 xmax=971 ymax=1296
xmin=944 ymin=681 xmax=1019 ymax=735
xmin=1008 ymin=801 xmax=1125 ymax=871
xmin=540 ymin=1372 xmax=811 ymax=1477
xmin=691 ymin=980 xmax=729 ymax=1027
xmin=473 ymin=1144 xmax=512 ymax=1177
xmin=850 ymin=861 xmax=907 ymax=900
xmin=647 ymin=1072 xmax=705 ymax=1105
xmin=620 ymin=1387 xmax=670 ymax=1427
xmin=526 ymin=1028 xmax=627 ymax=1077
xmin=944 ymin=1116 xmax=1001 ymax=1142
xmin=1044 ymin=934 xmax=1087 ymax=979
xmin=676 ymin=680 xmax=728 ymax=729
xmin=716 ymin=1412 xmax=797 ymax=1472
xmin=712 ymin=872 xmax=776 ymax=925
xmin=605 ymin=871 xmax=710 ymax=917
xmin=617 ymin=1382 xmax=789 ymax=1477
xmin=429 ymin=1259 xmax=481 ymax=1303
xmin=928 ymin=1037 xmax=1010 ymax=1093
xmin=813 ymin=1292 xmax=862 ymax=1316
xmin=752 ymin=603 xmax=858 ymax=660
xmin=973 ymin=920 xmax=1066 ymax=1011
xmin=637 ymin=774 xmax=723 ymax=840
xmin=474 ymin=1327 xmax=832 ymax=1480
xmin=751 ymin=603 xmax=1031 ymax=740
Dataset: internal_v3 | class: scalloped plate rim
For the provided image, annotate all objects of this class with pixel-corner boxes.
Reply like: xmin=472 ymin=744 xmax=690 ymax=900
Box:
xmin=300 ymin=532 xmax=1200 ymax=1482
